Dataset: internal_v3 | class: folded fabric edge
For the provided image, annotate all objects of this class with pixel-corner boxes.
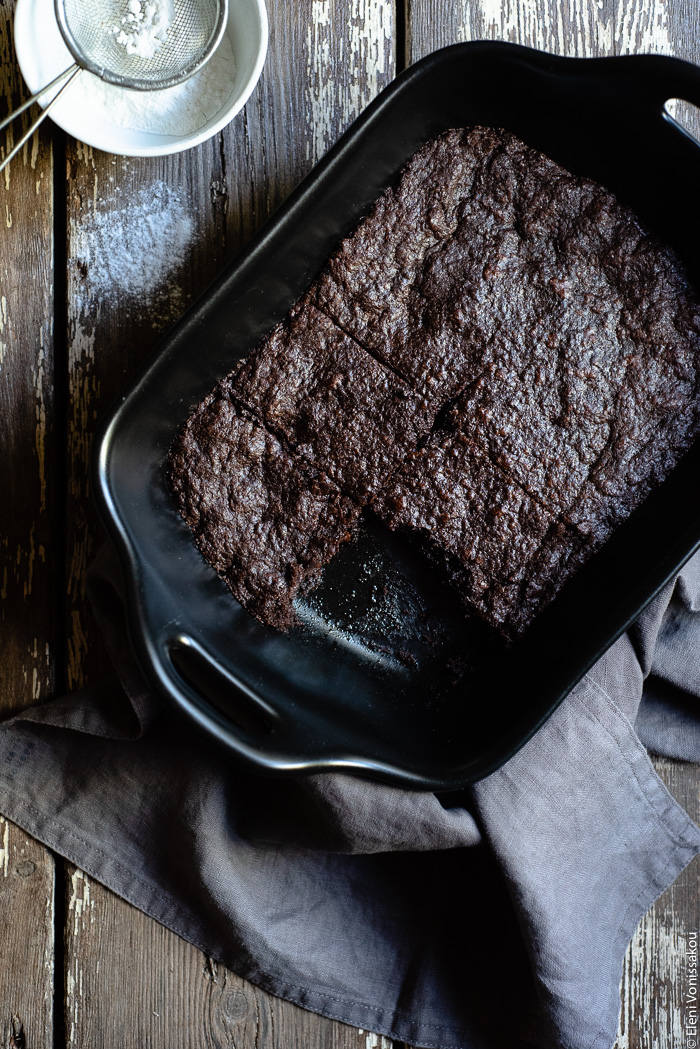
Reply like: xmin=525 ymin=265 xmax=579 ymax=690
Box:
xmin=582 ymin=676 xmax=700 ymax=849
xmin=587 ymin=832 xmax=699 ymax=1049
xmin=576 ymin=678 xmax=700 ymax=1049
xmin=0 ymin=783 xmax=481 ymax=1049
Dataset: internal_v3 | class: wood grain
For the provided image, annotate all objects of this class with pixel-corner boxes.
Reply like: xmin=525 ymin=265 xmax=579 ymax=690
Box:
xmin=0 ymin=4 xmax=56 ymax=1046
xmin=408 ymin=0 xmax=684 ymax=61
xmin=62 ymin=1 xmax=398 ymax=1046
xmin=62 ymin=867 xmax=395 ymax=1049
xmin=0 ymin=818 xmax=54 ymax=1049
xmin=0 ymin=0 xmax=56 ymax=717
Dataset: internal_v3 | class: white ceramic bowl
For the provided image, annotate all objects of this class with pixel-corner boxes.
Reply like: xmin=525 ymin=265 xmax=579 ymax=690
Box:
xmin=14 ymin=0 xmax=268 ymax=157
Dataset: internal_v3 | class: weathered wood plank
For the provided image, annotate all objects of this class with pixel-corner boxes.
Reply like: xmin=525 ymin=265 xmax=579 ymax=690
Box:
xmin=408 ymin=0 xmax=683 ymax=62
xmin=410 ymin=2 xmax=700 ymax=1046
xmin=615 ymin=757 xmax=700 ymax=1049
xmin=63 ymin=868 xmax=395 ymax=1049
xmin=0 ymin=4 xmax=56 ymax=1046
xmin=63 ymin=2 xmax=397 ymax=1046
xmin=0 ymin=817 xmax=54 ymax=1049
xmin=0 ymin=0 xmax=55 ymax=716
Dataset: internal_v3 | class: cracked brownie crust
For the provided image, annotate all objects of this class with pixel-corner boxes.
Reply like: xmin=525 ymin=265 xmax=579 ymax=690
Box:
xmin=371 ymin=431 xmax=563 ymax=635
xmin=169 ymin=126 xmax=700 ymax=638
xmin=169 ymin=396 xmax=360 ymax=630
xmin=228 ymin=298 xmax=434 ymax=501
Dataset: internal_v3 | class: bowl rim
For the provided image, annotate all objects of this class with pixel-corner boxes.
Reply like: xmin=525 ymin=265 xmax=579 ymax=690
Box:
xmin=13 ymin=0 xmax=269 ymax=157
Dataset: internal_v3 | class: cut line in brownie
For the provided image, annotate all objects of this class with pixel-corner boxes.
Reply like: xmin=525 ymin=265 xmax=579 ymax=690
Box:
xmin=226 ymin=298 xmax=434 ymax=502
xmin=311 ymin=127 xmax=510 ymax=406
xmin=168 ymin=396 xmax=360 ymax=630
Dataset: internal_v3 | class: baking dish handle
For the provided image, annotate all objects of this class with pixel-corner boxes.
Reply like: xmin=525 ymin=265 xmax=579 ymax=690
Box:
xmin=159 ymin=637 xmax=366 ymax=774
xmin=637 ymin=54 xmax=700 ymax=110
xmin=164 ymin=637 xmax=282 ymax=753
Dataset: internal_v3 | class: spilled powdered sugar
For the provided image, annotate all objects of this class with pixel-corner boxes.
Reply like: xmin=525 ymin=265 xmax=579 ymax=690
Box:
xmin=71 ymin=182 xmax=194 ymax=321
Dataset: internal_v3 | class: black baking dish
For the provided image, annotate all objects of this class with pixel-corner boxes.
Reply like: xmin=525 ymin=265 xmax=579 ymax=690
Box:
xmin=94 ymin=42 xmax=700 ymax=790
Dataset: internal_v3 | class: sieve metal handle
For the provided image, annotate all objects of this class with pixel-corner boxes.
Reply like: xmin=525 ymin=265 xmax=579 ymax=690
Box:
xmin=0 ymin=66 xmax=81 ymax=175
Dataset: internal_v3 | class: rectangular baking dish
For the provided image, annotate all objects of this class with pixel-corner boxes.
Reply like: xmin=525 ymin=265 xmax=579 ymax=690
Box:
xmin=94 ymin=41 xmax=700 ymax=790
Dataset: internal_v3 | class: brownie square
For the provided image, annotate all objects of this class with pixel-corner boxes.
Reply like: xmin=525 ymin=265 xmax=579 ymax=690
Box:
xmin=169 ymin=397 xmax=360 ymax=629
xmin=565 ymin=399 xmax=700 ymax=545
xmin=446 ymin=326 xmax=621 ymax=517
xmin=372 ymin=430 xmax=560 ymax=631
xmin=489 ymin=524 xmax=595 ymax=640
xmin=227 ymin=299 xmax=434 ymax=501
xmin=311 ymin=127 xmax=509 ymax=406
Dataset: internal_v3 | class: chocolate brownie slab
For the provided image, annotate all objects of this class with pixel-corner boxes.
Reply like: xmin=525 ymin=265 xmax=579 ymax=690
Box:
xmin=372 ymin=430 xmax=562 ymax=632
xmin=170 ymin=126 xmax=700 ymax=639
xmin=311 ymin=127 xmax=507 ymax=405
xmin=169 ymin=396 xmax=360 ymax=630
xmin=227 ymin=299 xmax=433 ymax=501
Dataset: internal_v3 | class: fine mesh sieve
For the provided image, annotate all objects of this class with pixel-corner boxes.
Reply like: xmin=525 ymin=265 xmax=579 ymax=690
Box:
xmin=57 ymin=0 xmax=227 ymax=90
xmin=1 ymin=0 xmax=228 ymax=173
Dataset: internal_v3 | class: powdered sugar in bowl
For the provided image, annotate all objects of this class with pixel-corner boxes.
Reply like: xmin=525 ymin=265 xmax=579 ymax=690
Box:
xmin=13 ymin=0 xmax=268 ymax=156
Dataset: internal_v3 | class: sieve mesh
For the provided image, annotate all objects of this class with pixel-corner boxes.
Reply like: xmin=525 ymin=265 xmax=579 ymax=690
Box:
xmin=57 ymin=0 xmax=225 ymax=89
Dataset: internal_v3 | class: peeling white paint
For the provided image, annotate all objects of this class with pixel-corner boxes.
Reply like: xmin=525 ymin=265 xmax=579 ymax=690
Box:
xmin=67 ymin=958 xmax=81 ymax=1046
xmin=347 ymin=1 xmax=390 ymax=124
xmin=44 ymin=862 xmax=55 ymax=981
xmin=458 ymin=0 xmax=670 ymax=58
xmin=615 ymin=0 xmax=671 ymax=55
xmin=617 ymin=913 xmax=686 ymax=1048
xmin=0 ymin=817 xmax=9 ymax=878
xmin=364 ymin=1034 xmax=393 ymax=1049
xmin=305 ymin=0 xmax=392 ymax=164
xmin=65 ymin=870 xmax=94 ymax=1047
xmin=306 ymin=0 xmax=334 ymax=164
xmin=68 ymin=868 xmax=93 ymax=937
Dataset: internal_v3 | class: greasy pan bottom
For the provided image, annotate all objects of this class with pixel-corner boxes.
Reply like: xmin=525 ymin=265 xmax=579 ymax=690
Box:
xmin=94 ymin=42 xmax=700 ymax=789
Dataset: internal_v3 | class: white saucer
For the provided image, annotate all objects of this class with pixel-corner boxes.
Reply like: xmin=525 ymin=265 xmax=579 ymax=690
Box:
xmin=13 ymin=0 xmax=268 ymax=157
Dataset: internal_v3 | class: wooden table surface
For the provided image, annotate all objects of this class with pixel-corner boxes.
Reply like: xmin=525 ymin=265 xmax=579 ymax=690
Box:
xmin=1 ymin=1 xmax=699 ymax=1046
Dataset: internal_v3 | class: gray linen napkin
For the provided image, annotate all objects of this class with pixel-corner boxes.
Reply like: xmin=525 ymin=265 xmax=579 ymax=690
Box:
xmin=0 ymin=543 xmax=698 ymax=1049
